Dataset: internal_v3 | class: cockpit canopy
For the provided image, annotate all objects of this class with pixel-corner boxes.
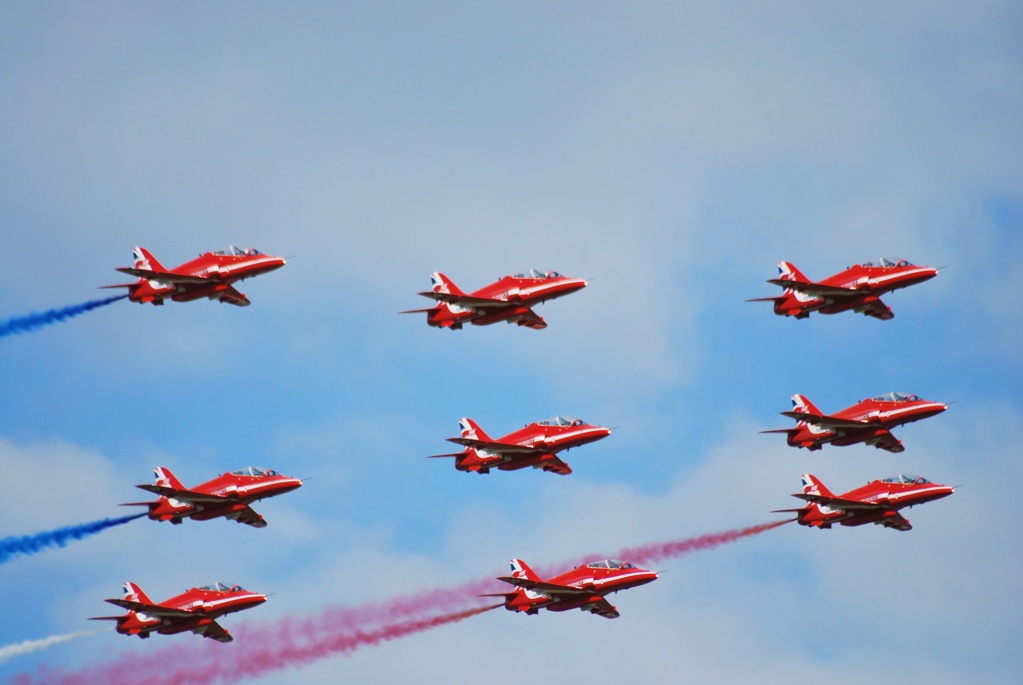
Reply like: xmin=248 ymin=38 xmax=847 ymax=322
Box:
xmin=213 ymin=246 xmax=263 ymax=257
xmin=538 ymin=416 xmax=586 ymax=427
xmin=198 ymin=582 xmax=246 ymax=593
xmin=585 ymin=560 xmax=636 ymax=570
xmin=880 ymin=474 xmax=931 ymax=485
xmin=871 ymin=392 xmax=919 ymax=402
xmin=513 ymin=269 xmax=562 ymax=279
xmin=859 ymin=258 xmax=913 ymax=268
xmin=229 ymin=466 xmax=279 ymax=477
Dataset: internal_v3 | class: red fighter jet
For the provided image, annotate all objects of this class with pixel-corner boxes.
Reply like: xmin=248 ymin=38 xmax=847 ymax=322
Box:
xmin=748 ymin=258 xmax=938 ymax=320
xmin=402 ymin=269 xmax=587 ymax=330
xmin=484 ymin=558 xmax=658 ymax=619
xmin=90 ymin=581 xmax=266 ymax=643
xmin=123 ymin=466 xmax=303 ymax=528
xmin=763 ymin=392 xmax=947 ymax=453
xmin=103 ymin=245 xmax=286 ymax=306
xmin=429 ymin=416 xmax=611 ymax=475
xmin=774 ymin=473 xmax=954 ymax=532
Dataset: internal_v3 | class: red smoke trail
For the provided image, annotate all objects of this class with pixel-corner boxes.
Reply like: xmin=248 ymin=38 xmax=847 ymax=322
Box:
xmin=18 ymin=606 xmax=498 ymax=685
xmin=16 ymin=521 xmax=786 ymax=685
xmin=551 ymin=519 xmax=793 ymax=574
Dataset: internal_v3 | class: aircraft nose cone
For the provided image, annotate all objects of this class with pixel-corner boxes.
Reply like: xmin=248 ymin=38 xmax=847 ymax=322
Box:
xmin=278 ymin=477 xmax=303 ymax=492
xmin=638 ymin=570 xmax=659 ymax=586
xmin=238 ymin=592 xmax=268 ymax=608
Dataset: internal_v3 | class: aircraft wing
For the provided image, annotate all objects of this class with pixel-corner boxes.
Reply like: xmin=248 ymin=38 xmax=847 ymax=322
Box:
xmin=497 ymin=577 xmax=591 ymax=596
xmin=540 ymin=458 xmax=572 ymax=474
xmin=446 ymin=437 xmax=539 ymax=454
xmin=514 ymin=308 xmax=547 ymax=330
xmin=195 ymin=619 xmax=233 ymax=643
xmin=105 ymin=598 xmax=196 ymax=619
xmin=865 ymin=429 xmax=905 ymax=453
xmin=880 ymin=512 xmax=912 ymax=531
xmin=417 ymin=291 xmax=515 ymax=308
xmin=780 ymin=412 xmax=867 ymax=430
xmin=540 ymin=456 xmax=572 ymax=476
xmin=793 ymin=493 xmax=889 ymax=511
xmin=136 ymin=484 xmax=231 ymax=504
xmin=766 ymin=279 xmax=860 ymax=297
xmin=854 ymin=297 xmax=894 ymax=320
xmin=583 ymin=597 xmax=620 ymax=619
xmin=218 ymin=285 xmax=251 ymax=307
xmin=115 ymin=267 xmax=210 ymax=285
xmin=230 ymin=505 xmax=268 ymax=528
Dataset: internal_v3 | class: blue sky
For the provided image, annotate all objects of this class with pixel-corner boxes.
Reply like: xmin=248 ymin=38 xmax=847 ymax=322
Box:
xmin=1 ymin=2 xmax=1021 ymax=683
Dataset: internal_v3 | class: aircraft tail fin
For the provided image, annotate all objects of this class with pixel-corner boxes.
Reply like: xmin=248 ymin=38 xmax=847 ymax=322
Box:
xmin=131 ymin=247 xmax=167 ymax=274
xmin=790 ymin=394 xmax=823 ymax=419
xmin=508 ymin=558 xmax=541 ymax=582
xmin=801 ymin=474 xmax=835 ymax=500
xmin=430 ymin=272 xmax=465 ymax=297
xmin=458 ymin=418 xmax=492 ymax=443
xmin=750 ymin=262 xmax=816 ymax=317
xmin=121 ymin=581 xmax=153 ymax=606
xmin=153 ymin=466 xmax=185 ymax=491
xmin=776 ymin=261 xmax=811 ymax=286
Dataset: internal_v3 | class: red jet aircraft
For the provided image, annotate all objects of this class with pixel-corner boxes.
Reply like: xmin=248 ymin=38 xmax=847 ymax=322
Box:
xmin=484 ymin=558 xmax=658 ymax=619
xmin=90 ymin=581 xmax=266 ymax=643
xmin=748 ymin=258 xmax=938 ymax=320
xmin=402 ymin=270 xmax=587 ymax=330
xmin=123 ymin=466 xmax=303 ymax=528
xmin=430 ymin=416 xmax=611 ymax=475
xmin=103 ymin=246 xmax=286 ymax=306
xmin=763 ymin=392 xmax=947 ymax=453
xmin=774 ymin=473 xmax=954 ymax=532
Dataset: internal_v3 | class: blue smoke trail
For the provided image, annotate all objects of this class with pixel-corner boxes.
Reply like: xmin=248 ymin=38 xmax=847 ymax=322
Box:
xmin=0 ymin=514 xmax=144 ymax=565
xmin=0 ymin=295 xmax=127 ymax=339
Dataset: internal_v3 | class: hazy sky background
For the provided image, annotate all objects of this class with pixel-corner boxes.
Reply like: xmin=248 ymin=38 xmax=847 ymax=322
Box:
xmin=1 ymin=2 xmax=1021 ymax=683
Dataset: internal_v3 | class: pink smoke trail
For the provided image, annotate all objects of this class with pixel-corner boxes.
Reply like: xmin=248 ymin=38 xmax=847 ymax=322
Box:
xmin=15 ymin=521 xmax=786 ymax=685
xmin=20 ymin=606 xmax=499 ymax=685
xmin=549 ymin=519 xmax=794 ymax=575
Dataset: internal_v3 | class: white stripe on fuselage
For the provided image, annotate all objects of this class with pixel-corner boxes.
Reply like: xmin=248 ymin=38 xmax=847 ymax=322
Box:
xmin=886 ymin=486 xmax=949 ymax=502
xmin=877 ymin=403 xmax=943 ymax=421
xmin=589 ymin=571 xmax=653 ymax=587
xmin=193 ymin=257 xmax=281 ymax=278
xmin=867 ymin=268 xmax=933 ymax=288
xmin=199 ymin=593 xmax=263 ymax=611
xmin=518 ymin=428 xmax=603 ymax=448
xmin=233 ymin=480 xmax=294 ymax=497
xmin=516 ymin=280 xmax=580 ymax=299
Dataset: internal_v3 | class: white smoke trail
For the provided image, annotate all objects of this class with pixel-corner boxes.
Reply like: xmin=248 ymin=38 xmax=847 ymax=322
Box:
xmin=0 ymin=628 xmax=108 ymax=664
